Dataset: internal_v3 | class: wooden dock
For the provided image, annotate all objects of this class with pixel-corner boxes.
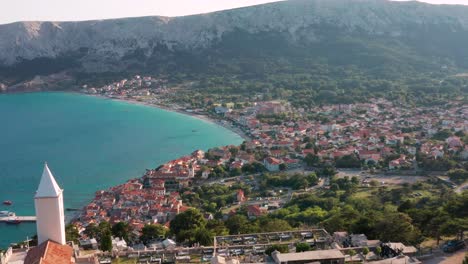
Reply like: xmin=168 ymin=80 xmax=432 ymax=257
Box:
xmin=0 ymin=216 xmax=36 ymax=222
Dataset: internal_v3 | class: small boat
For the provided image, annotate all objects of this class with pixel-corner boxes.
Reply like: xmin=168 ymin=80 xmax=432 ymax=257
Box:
xmin=5 ymin=217 xmax=21 ymax=225
xmin=2 ymin=200 xmax=12 ymax=205
xmin=0 ymin=211 xmax=14 ymax=217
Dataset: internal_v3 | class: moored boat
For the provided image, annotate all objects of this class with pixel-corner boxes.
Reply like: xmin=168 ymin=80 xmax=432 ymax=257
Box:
xmin=0 ymin=211 xmax=15 ymax=217
xmin=5 ymin=218 xmax=21 ymax=225
xmin=2 ymin=200 xmax=12 ymax=205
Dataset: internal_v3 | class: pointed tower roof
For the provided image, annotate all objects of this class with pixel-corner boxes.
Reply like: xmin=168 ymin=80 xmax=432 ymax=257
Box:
xmin=35 ymin=163 xmax=62 ymax=198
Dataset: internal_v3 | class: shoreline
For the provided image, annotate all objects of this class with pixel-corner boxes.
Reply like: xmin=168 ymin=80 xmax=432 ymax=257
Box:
xmin=78 ymin=92 xmax=251 ymax=141
xmin=66 ymin=93 xmax=250 ymax=223
xmin=0 ymin=90 xmax=250 ymax=250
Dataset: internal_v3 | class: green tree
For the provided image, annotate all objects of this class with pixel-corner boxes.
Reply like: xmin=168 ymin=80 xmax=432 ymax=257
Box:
xmin=289 ymin=173 xmax=313 ymax=190
xmin=330 ymin=183 xmax=340 ymax=192
xmin=427 ymin=214 xmax=450 ymax=245
xmin=304 ymin=154 xmax=319 ymax=167
xmin=260 ymin=218 xmax=292 ymax=232
xmin=335 ymin=155 xmax=361 ymax=168
xmin=226 ymin=215 xmax=249 ymax=234
xmin=84 ymin=223 xmax=99 ymax=239
xmin=229 ymin=147 xmax=239 ymax=157
xmin=319 ymin=166 xmax=337 ymax=177
xmin=206 ymin=219 xmax=229 ymax=236
xmin=100 ymin=230 xmax=112 ymax=252
xmin=321 ymin=213 xmax=348 ymax=233
xmin=295 ymin=242 xmax=311 ymax=252
xmin=65 ymin=224 xmax=79 ymax=243
xmin=351 ymin=216 xmax=378 ymax=236
xmin=440 ymin=218 xmax=468 ymax=241
xmin=112 ymin=222 xmax=131 ymax=242
xmin=140 ymin=224 xmax=167 ymax=244
xmin=348 ymin=249 xmax=356 ymax=261
xmin=398 ymin=200 xmax=414 ymax=212
xmin=230 ymin=167 xmax=242 ymax=176
xmin=376 ymin=246 xmax=382 ymax=258
xmin=194 ymin=228 xmax=214 ymax=246
xmin=306 ymin=173 xmax=319 ymax=185
xmin=374 ymin=213 xmax=421 ymax=245
xmin=98 ymin=221 xmax=112 ymax=237
xmin=447 ymin=169 xmax=468 ymax=184
xmin=279 ymin=163 xmax=287 ymax=171
xmin=265 ymin=244 xmax=289 ymax=255
xmin=362 ymin=247 xmax=369 ymax=260
xmin=362 ymin=247 xmax=370 ymax=256
xmin=432 ymin=130 xmax=452 ymax=140
xmin=170 ymin=208 xmax=207 ymax=240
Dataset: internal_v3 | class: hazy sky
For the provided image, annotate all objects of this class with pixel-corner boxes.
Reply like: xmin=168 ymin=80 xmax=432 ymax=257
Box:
xmin=0 ymin=0 xmax=466 ymax=25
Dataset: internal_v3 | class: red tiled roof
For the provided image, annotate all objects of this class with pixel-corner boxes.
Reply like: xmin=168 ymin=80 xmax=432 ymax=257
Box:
xmin=24 ymin=240 xmax=73 ymax=264
xmin=265 ymin=157 xmax=282 ymax=165
xmin=247 ymin=205 xmax=266 ymax=217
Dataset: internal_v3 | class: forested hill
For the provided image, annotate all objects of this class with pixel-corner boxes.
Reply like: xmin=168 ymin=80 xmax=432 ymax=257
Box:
xmin=1 ymin=0 xmax=468 ymax=103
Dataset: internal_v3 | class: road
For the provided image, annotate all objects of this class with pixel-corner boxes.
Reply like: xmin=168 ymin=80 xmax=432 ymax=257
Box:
xmin=422 ymin=249 xmax=467 ymax=264
xmin=435 ymin=176 xmax=468 ymax=193
xmin=455 ymin=182 xmax=468 ymax=194
xmin=336 ymin=169 xmax=428 ymax=185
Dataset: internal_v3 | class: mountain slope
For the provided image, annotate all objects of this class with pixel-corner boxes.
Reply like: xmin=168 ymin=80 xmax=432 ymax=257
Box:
xmin=1 ymin=0 xmax=468 ymax=84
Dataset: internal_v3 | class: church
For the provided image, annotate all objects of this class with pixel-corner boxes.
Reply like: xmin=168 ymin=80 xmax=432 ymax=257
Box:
xmin=24 ymin=163 xmax=75 ymax=264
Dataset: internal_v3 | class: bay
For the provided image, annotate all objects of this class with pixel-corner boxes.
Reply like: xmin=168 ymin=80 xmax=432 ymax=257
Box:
xmin=0 ymin=92 xmax=242 ymax=249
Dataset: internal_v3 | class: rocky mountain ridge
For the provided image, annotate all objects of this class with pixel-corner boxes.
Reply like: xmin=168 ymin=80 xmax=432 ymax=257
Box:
xmin=1 ymin=0 xmax=468 ymax=83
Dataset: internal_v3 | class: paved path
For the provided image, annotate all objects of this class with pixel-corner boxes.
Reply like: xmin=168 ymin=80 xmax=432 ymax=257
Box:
xmin=0 ymin=216 xmax=36 ymax=222
xmin=7 ymin=251 xmax=28 ymax=264
xmin=455 ymin=182 xmax=468 ymax=193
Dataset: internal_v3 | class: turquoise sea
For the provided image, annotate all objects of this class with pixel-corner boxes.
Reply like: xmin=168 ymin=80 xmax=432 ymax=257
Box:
xmin=0 ymin=92 xmax=243 ymax=249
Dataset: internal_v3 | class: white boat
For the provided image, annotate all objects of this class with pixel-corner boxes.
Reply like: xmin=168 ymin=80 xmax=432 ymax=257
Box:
xmin=0 ymin=211 xmax=15 ymax=217
xmin=5 ymin=217 xmax=21 ymax=225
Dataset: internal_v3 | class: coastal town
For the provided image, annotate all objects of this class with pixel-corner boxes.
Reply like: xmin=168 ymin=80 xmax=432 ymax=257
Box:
xmin=2 ymin=0 xmax=468 ymax=263
xmin=6 ymin=74 xmax=450 ymax=263
xmin=1 ymin=75 xmax=467 ymax=264
xmin=80 ymin=75 xmax=468 ymax=177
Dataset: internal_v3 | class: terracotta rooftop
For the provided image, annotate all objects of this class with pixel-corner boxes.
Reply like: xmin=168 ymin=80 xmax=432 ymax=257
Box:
xmin=24 ymin=240 xmax=73 ymax=264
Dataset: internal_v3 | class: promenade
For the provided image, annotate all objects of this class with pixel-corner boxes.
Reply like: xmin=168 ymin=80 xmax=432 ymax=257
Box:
xmin=0 ymin=216 xmax=36 ymax=222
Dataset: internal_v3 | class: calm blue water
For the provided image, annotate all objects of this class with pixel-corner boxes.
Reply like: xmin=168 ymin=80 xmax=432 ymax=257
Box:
xmin=0 ymin=92 xmax=242 ymax=249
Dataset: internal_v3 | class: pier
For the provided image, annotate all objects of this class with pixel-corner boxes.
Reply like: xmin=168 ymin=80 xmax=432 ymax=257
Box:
xmin=0 ymin=216 xmax=36 ymax=222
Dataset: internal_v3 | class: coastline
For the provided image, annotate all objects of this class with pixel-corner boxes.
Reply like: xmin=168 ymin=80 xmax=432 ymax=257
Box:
xmin=66 ymin=93 xmax=250 ymax=223
xmin=0 ymin=91 xmax=248 ymax=250
xmin=78 ymin=92 xmax=251 ymax=141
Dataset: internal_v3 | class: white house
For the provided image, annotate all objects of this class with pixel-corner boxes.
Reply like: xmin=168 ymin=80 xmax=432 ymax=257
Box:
xmin=112 ymin=237 xmax=128 ymax=251
xmin=264 ymin=157 xmax=282 ymax=171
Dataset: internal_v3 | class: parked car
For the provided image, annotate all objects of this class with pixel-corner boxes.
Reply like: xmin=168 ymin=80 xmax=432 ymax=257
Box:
xmin=443 ymin=240 xmax=465 ymax=253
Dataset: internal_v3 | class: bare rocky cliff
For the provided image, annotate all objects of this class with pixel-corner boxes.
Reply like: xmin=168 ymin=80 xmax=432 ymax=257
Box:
xmin=1 ymin=0 xmax=468 ymax=82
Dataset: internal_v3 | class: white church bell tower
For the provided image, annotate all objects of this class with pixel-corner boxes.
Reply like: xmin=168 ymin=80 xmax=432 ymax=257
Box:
xmin=34 ymin=163 xmax=66 ymax=245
